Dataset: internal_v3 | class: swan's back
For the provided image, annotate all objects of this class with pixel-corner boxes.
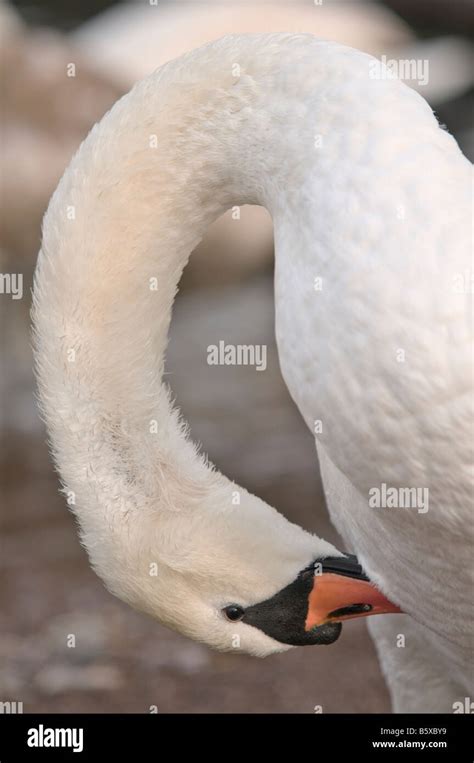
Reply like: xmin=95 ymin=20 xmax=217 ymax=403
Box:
xmin=273 ymin=64 xmax=472 ymax=522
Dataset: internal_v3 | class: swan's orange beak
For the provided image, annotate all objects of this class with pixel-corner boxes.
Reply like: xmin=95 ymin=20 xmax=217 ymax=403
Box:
xmin=242 ymin=554 xmax=401 ymax=647
xmin=305 ymin=569 xmax=401 ymax=631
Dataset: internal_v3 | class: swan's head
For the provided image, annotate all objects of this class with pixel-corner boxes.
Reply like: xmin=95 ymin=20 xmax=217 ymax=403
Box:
xmin=92 ymin=486 xmax=399 ymax=657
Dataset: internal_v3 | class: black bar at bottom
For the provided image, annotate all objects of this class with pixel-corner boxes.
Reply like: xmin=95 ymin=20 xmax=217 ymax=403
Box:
xmin=0 ymin=713 xmax=471 ymax=760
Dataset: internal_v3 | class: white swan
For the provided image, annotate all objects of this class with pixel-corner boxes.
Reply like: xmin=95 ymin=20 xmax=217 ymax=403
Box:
xmin=33 ymin=34 xmax=472 ymax=711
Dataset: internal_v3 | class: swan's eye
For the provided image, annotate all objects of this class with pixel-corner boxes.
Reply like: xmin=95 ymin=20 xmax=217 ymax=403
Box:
xmin=223 ymin=604 xmax=245 ymax=622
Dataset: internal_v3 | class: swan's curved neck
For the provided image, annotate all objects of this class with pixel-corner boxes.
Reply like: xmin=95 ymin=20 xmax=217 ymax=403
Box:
xmin=33 ymin=35 xmax=408 ymax=561
xmin=34 ymin=40 xmax=293 ymax=502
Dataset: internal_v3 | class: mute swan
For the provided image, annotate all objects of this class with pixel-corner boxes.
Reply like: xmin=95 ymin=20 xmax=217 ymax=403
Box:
xmin=33 ymin=34 xmax=473 ymax=711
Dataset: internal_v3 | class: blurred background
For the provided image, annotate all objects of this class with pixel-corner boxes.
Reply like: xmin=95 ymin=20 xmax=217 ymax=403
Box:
xmin=1 ymin=0 xmax=473 ymax=713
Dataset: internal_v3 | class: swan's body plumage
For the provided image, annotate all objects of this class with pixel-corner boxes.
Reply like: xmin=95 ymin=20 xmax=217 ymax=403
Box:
xmin=33 ymin=34 xmax=473 ymax=710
